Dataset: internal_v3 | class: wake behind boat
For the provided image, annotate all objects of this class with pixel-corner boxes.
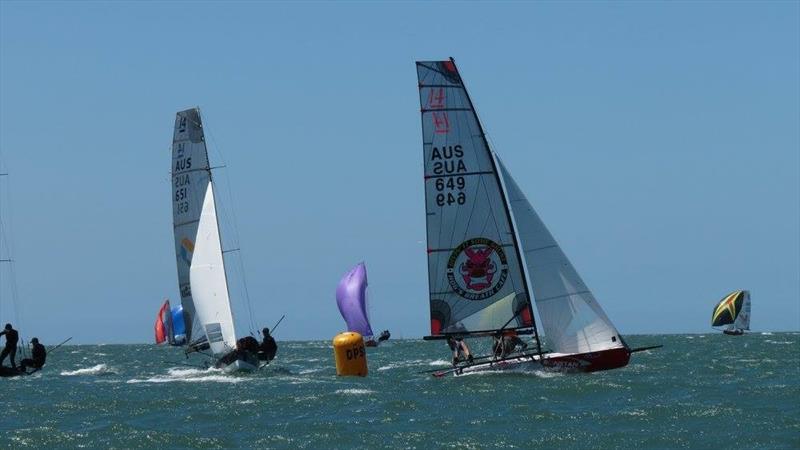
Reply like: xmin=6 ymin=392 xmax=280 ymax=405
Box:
xmin=416 ymin=59 xmax=656 ymax=376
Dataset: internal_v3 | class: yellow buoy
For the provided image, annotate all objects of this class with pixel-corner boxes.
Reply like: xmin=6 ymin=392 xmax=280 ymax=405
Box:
xmin=333 ymin=332 xmax=368 ymax=377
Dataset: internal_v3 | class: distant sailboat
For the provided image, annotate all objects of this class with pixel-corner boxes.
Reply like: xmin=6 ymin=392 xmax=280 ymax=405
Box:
xmin=171 ymin=108 xmax=258 ymax=371
xmin=416 ymin=59 xmax=656 ymax=376
xmin=336 ymin=263 xmax=389 ymax=346
xmin=712 ymin=290 xmax=751 ymax=335
xmin=154 ymin=299 xmax=187 ymax=346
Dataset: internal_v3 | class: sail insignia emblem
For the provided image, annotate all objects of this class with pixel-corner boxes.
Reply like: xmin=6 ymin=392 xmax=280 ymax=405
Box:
xmin=447 ymin=238 xmax=508 ymax=300
xmin=180 ymin=238 xmax=195 ymax=265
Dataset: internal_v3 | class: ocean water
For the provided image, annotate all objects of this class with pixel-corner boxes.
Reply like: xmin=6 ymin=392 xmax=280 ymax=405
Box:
xmin=1 ymin=333 xmax=798 ymax=449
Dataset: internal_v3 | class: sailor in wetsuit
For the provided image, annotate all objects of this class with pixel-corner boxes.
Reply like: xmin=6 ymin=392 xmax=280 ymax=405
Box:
xmin=0 ymin=323 xmax=19 ymax=369
xmin=258 ymin=328 xmax=277 ymax=362
xmin=493 ymin=331 xmax=528 ymax=358
xmin=216 ymin=335 xmax=260 ymax=368
xmin=447 ymin=336 xmax=473 ymax=366
xmin=20 ymin=337 xmax=46 ymax=373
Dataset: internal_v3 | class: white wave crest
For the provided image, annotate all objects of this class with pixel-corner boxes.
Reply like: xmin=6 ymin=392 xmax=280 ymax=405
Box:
xmin=335 ymin=388 xmax=375 ymax=395
xmin=428 ymin=359 xmax=450 ymax=366
xmin=61 ymin=364 xmax=115 ymax=376
xmin=126 ymin=367 xmax=249 ymax=384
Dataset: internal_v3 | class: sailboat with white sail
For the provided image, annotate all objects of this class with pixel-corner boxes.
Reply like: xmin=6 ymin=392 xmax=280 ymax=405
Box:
xmin=416 ymin=59 xmax=657 ymax=376
xmin=171 ymin=108 xmax=258 ymax=372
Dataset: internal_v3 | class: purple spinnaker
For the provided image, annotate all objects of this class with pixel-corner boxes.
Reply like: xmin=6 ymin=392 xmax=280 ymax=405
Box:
xmin=336 ymin=262 xmax=373 ymax=339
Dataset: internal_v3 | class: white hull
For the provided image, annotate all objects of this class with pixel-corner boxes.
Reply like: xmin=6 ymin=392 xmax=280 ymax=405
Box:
xmin=221 ymin=358 xmax=259 ymax=373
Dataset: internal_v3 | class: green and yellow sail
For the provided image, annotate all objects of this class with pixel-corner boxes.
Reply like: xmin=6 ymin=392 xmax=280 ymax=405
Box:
xmin=711 ymin=290 xmax=746 ymax=327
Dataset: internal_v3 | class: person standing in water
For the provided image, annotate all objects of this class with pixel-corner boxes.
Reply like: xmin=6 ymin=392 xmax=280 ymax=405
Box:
xmin=0 ymin=323 xmax=19 ymax=369
xmin=258 ymin=328 xmax=277 ymax=362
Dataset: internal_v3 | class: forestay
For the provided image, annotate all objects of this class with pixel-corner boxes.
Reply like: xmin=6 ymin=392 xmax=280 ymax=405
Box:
xmin=189 ymin=183 xmax=238 ymax=356
xmin=172 ymin=108 xmax=212 ymax=342
xmin=497 ymin=158 xmax=624 ymax=354
xmin=417 ymin=60 xmax=535 ymax=336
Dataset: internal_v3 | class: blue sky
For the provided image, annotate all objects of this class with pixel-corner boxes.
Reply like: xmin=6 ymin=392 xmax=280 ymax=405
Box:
xmin=1 ymin=2 xmax=797 ymax=344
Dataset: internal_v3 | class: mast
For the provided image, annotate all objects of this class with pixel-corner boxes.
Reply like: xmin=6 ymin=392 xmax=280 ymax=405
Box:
xmin=449 ymin=58 xmax=543 ymax=357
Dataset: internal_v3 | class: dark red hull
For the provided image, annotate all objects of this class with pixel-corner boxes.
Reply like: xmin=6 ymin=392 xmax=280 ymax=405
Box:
xmin=434 ymin=346 xmax=632 ymax=377
xmin=540 ymin=347 xmax=631 ymax=373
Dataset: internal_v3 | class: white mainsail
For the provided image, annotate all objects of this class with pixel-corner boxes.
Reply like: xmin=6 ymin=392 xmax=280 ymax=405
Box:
xmin=497 ymin=158 xmax=624 ymax=354
xmin=731 ymin=290 xmax=751 ymax=331
xmin=172 ymin=108 xmax=212 ymax=342
xmin=416 ymin=60 xmax=536 ymax=336
xmin=189 ymin=183 xmax=238 ymax=356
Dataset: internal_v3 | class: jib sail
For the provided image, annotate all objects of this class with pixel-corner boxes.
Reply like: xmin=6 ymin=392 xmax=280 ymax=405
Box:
xmin=189 ymin=182 xmax=238 ymax=356
xmin=497 ymin=158 xmax=624 ymax=354
xmin=416 ymin=59 xmax=536 ymax=337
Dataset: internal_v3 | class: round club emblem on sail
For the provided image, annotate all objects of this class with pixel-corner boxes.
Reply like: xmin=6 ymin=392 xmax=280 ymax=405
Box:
xmin=447 ymin=238 xmax=508 ymax=300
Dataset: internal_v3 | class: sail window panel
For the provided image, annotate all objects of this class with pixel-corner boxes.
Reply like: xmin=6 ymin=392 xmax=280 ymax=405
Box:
xmin=205 ymin=323 xmax=224 ymax=343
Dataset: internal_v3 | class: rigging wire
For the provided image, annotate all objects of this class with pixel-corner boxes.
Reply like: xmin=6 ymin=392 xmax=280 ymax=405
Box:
xmin=197 ymin=111 xmax=258 ymax=337
xmin=0 ymin=154 xmax=28 ymax=359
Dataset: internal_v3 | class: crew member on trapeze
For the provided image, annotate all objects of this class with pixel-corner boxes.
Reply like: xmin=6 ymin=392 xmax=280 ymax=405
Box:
xmin=447 ymin=336 xmax=473 ymax=366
